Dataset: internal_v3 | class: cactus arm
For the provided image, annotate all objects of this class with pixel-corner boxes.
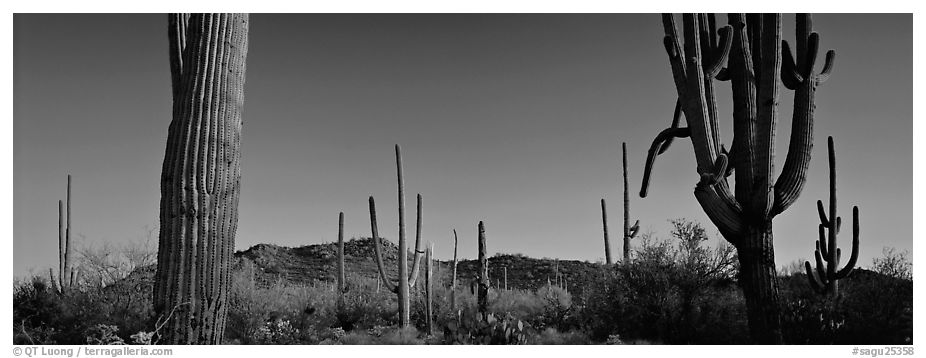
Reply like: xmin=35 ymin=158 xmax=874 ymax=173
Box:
xmin=658 ymin=99 xmax=683 ymax=155
xmin=816 ymin=50 xmax=836 ymax=84
xmin=817 ymin=223 xmax=829 ymax=258
xmin=408 ymin=194 xmax=424 ymax=287
xmin=816 ymin=200 xmax=830 ymax=226
xmin=680 ymin=14 xmax=720 ymax=173
xmin=726 ymin=14 xmax=759 ymax=204
xmin=694 ymin=182 xmax=744 ymax=240
xmin=750 ymin=14 xmax=781 ymax=219
xmin=835 ymin=206 xmax=860 ymax=279
xmin=168 ymin=14 xmax=190 ymax=100
xmin=662 ymin=14 xmax=687 ymax=97
xmin=772 ymin=15 xmax=837 ymax=216
xmin=781 ymin=41 xmax=803 ymax=90
xmin=804 ymin=261 xmax=824 ymax=292
xmin=369 ymin=196 xmax=397 ymax=292
xmin=813 ymin=246 xmax=828 ymax=280
xmin=640 ymin=127 xmax=692 ymax=197
xmin=705 ymin=25 xmax=733 ymax=78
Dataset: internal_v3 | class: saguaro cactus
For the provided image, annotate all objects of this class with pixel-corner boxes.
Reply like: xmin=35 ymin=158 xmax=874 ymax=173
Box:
xmin=601 ymin=199 xmax=612 ymax=264
xmin=477 ymin=221 xmax=489 ymax=316
xmin=425 ymin=242 xmax=434 ymax=335
xmin=450 ymin=229 xmax=459 ymax=311
xmin=805 ymin=136 xmax=860 ymax=295
xmin=369 ymin=145 xmax=425 ymax=328
xmin=640 ymin=14 xmax=835 ymax=343
xmin=153 ymin=13 xmax=249 ymax=344
xmin=55 ymin=175 xmax=74 ymax=292
xmin=622 ymin=143 xmax=640 ymax=262
xmin=337 ymin=212 xmax=345 ymax=293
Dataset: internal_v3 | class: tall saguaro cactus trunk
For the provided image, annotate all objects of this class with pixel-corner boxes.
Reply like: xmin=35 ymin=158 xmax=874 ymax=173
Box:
xmin=450 ymin=229 xmax=459 ymax=311
xmin=600 ymin=199 xmax=611 ymax=264
xmin=477 ymin=221 xmax=488 ymax=316
xmin=640 ymin=14 xmax=835 ymax=344
xmin=153 ymin=13 xmax=249 ymax=345
xmin=337 ymin=212 xmax=345 ymax=293
xmin=425 ymin=242 xmax=434 ymax=335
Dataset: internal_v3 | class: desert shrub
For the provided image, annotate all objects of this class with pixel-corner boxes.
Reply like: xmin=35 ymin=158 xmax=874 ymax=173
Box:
xmin=442 ymin=310 xmax=527 ymax=345
xmin=530 ymin=327 xmax=591 ymax=344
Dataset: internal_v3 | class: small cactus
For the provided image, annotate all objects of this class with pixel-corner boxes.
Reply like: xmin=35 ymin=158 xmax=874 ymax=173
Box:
xmin=450 ymin=229 xmax=459 ymax=311
xmin=477 ymin=221 xmax=488 ymax=316
xmin=804 ymin=136 xmax=860 ymax=295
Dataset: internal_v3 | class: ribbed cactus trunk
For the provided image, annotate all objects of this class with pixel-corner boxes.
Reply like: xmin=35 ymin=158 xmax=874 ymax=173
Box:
xmin=450 ymin=229 xmax=458 ymax=312
xmin=56 ymin=175 xmax=74 ymax=292
xmin=601 ymin=199 xmax=612 ymax=265
xmin=337 ymin=212 xmax=345 ymax=293
xmin=622 ymin=142 xmax=638 ymax=262
xmin=153 ymin=13 xmax=249 ymax=345
xmin=640 ymin=14 xmax=835 ymax=344
xmin=477 ymin=221 xmax=488 ymax=316
xmin=805 ymin=136 xmax=860 ymax=296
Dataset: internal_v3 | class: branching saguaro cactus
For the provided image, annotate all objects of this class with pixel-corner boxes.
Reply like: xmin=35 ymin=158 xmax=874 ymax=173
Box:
xmin=153 ymin=13 xmax=249 ymax=345
xmin=805 ymin=136 xmax=860 ymax=295
xmin=622 ymin=142 xmax=640 ymax=263
xmin=369 ymin=144 xmax=424 ymax=328
xmin=477 ymin=221 xmax=489 ymax=316
xmin=53 ymin=174 xmax=75 ymax=292
xmin=450 ymin=229 xmax=459 ymax=311
xmin=640 ymin=13 xmax=835 ymax=343
xmin=337 ymin=212 xmax=345 ymax=293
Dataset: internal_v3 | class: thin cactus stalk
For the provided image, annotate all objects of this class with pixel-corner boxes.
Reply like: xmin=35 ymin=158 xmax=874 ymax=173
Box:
xmin=65 ymin=174 xmax=71 ymax=290
xmin=477 ymin=221 xmax=488 ymax=316
xmin=48 ymin=268 xmax=57 ymax=293
xmin=425 ymin=242 xmax=434 ymax=335
xmin=601 ymin=199 xmax=612 ymax=264
xmin=640 ymin=13 xmax=835 ymax=344
xmin=337 ymin=212 xmax=345 ymax=293
xmin=57 ymin=199 xmax=64 ymax=291
xmin=804 ymin=136 xmax=860 ymax=295
xmin=368 ymin=145 xmax=424 ymax=328
xmin=450 ymin=229 xmax=458 ymax=311
xmin=153 ymin=13 xmax=249 ymax=345
xmin=622 ymin=143 xmax=640 ymax=263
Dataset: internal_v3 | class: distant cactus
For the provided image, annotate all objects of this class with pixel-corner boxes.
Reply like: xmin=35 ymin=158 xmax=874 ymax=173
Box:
xmin=450 ymin=229 xmax=459 ymax=311
xmin=55 ymin=175 xmax=74 ymax=292
xmin=477 ymin=221 xmax=489 ymax=316
xmin=638 ymin=13 xmax=835 ymax=343
xmin=601 ymin=199 xmax=612 ymax=264
xmin=805 ymin=136 xmax=860 ymax=295
xmin=622 ymin=143 xmax=640 ymax=262
xmin=425 ymin=242 xmax=434 ymax=335
xmin=337 ymin=212 xmax=345 ymax=293
xmin=153 ymin=13 xmax=249 ymax=344
xmin=369 ymin=145 xmax=425 ymax=328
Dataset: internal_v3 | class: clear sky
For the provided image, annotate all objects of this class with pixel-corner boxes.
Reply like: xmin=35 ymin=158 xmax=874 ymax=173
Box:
xmin=13 ymin=14 xmax=911 ymax=277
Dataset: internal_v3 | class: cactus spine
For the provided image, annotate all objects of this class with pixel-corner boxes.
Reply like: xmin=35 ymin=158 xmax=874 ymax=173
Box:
xmin=450 ymin=229 xmax=459 ymax=311
xmin=640 ymin=14 xmax=835 ymax=343
xmin=369 ymin=145 xmax=424 ymax=328
xmin=601 ymin=199 xmax=612 ymax=264
xmin=622 ymin=142 xmax=640 ymax=263
xmin=804 ymin=136 xmax=860 ymax=295
xmin=477 ymin=221 xmax=488 ymax=316
xmin=425 ymin=242 xmax=434 ymax=335
xmin=153 ymin=13 xmax=249 ymax=344
xmin=337 ymin=212 xmax=345 ymax=293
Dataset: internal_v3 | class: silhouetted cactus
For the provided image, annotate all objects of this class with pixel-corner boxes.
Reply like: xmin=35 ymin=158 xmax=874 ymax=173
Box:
xmin=601 ymin=199 xmax=612 ymax=264
xmin=369 ymin=145 xmax=424 ymax=328
xmin=55 ymin=175 xmax=74 ymax=292
xmin=337 ymin=212 xmax=345 ymax=293
xmin=153 ymin=13 xmax=249 ymax=344
xmin=639 ymin=14 xmax=835 ymax=343
xmin=477 ymin=221 xmax=488 ymax=316
xmin=805 ymin=136 xmax=860 ymax=295
xmin=425 ymin=242 xmax=434 ymax=335
xmin=450 ymin=229 xmax=459 ymax=311
xmin=622 ymin=142 xmax=640 ymax=263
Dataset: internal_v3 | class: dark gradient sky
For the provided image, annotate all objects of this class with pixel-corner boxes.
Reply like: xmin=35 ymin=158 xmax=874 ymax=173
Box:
xmin=14 ymin=14 xmax=911 ymax=276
